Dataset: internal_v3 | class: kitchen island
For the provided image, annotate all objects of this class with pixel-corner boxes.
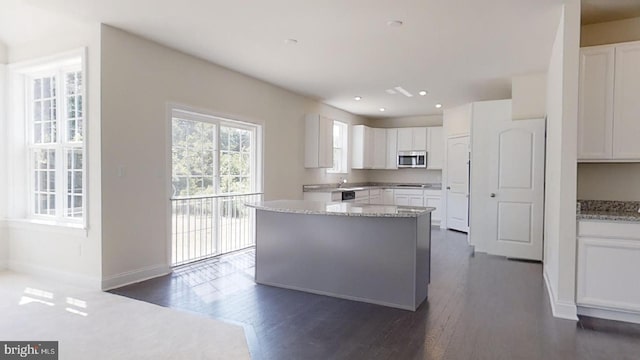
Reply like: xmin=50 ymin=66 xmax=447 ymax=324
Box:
xmin=245 ymin=200 xmax=433 ymax=311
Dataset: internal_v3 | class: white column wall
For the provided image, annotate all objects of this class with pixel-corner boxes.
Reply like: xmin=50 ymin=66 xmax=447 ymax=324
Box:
xmin=543 ymin=0 xmax=581 ymax=321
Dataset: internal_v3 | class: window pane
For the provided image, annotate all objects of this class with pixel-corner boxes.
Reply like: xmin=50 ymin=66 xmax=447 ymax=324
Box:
xmin=43 ymin=77 xmax=52 ymax=98
xmin=171 ymin=117 xmax=216 ymax=197
xmin=34 ymin=101 xmax=42 ymax=121
xmin=64 ymin=149 xmax=83 ymax=218
xmin=65 ymin=71 xmax=83 ymax=142
xmin=34 ymin=79 xmax=42 ymax=100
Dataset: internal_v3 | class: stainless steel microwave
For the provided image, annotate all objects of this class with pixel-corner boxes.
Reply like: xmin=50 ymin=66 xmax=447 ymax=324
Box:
xmin=397 ymin=151 xmax=427 ymax=168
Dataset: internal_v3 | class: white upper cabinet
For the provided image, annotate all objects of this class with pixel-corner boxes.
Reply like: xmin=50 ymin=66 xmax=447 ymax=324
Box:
xmin=304 ymin=114 xmax=333 ymax=168
xmin=578 ymin=46 xmax=615 ymax=160
xmin=427 ymin=126 xmax=444 ymax=170
xmin=613 ymin=42 xmax=640 ymax=159
xmin=373 ymin=128 xmax=387 ymax=169
xmin=385 ymin=129 xmax=398 ymax=169
xmin=352 ymin=125 xmax=374 ymax=169
xmin=578 ymin=41 xmax=640 ymax=162
xmin=397 ymin=127 xmax=427 ymax=151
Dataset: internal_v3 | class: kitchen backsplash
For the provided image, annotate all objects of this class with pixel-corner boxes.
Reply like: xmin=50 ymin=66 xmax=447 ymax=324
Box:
xmin=578 ymin=163 xmax=640 ymax=201
xmin=366 ymin=169 xmax=442 ymax=184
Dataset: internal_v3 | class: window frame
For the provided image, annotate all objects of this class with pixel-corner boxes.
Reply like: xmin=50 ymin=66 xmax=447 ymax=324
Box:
xmin=327 ymin=120 xmax=349 ymax=174
xmin=10 ymin=50 xmax=87 ymax=228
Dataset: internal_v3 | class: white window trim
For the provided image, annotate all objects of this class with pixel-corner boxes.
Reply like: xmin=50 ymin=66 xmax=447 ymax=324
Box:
xmin=6 ymin=48 xmax=87 ymax=229
xmin=327 ymin=120 xmax=348 ymax=174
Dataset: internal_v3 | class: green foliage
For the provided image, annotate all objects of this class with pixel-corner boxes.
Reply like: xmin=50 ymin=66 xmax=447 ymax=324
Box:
xmin=172 ymin=119 xmax=251 ymax=197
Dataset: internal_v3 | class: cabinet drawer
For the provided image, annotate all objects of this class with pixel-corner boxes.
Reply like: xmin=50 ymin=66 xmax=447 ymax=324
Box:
xmin=578 ymin=220 xmax=640 ymax=239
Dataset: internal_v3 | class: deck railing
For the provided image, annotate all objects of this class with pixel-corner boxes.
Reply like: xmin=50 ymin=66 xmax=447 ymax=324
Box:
xmin=170 ymin=192 xmax=263 ymax=266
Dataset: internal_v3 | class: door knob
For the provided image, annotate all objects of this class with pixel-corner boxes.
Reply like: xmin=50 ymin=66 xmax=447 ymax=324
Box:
xmin=490 ymin=193 xmax=496 ymax=198
xmin=447 ymin=186 xmax=451 ymax=190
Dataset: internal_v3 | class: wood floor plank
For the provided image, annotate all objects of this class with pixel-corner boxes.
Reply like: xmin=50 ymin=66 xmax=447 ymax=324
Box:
xmin=111 ymin=229 xmax=640 ymax=360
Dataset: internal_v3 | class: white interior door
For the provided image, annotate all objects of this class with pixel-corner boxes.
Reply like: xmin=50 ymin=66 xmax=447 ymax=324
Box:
xmin=472 ymin=112 xmax=545 ymax=260
xmin=446 ymin=136 xmax=469 ymax=233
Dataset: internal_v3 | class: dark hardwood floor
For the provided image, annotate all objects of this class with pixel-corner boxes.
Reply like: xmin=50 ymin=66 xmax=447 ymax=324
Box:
xmin=111 ymin=229 xmax=640 ymax=360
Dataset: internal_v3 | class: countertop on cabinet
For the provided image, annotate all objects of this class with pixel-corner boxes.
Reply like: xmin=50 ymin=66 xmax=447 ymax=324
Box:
xmin=302 ymin=183 xmax=442 ymax=193
xmin=246 ymin=200 xmax=433 ymax=218
xmin=577 ymin=200 xmax=640 ymax=223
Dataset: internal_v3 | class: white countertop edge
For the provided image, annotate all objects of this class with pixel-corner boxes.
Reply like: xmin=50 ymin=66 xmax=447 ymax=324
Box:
xmin=245 ymin=200 xmax=434 ymax=218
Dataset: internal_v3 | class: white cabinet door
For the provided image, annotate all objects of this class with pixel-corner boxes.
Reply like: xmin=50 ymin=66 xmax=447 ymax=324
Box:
xmin=577 ymin=221 xmax=640 ymax=316
xmin=386 ymin=129 xmax=398 ymax=169
xmin=382 ymin=189 xmax=394 ymax=205
xmin=304 ymin=114 xmax=334 ymax=168
xmin=413 ymin=127 xmax=428 ymax=151
xmin=373 ymin=128 xmax=387 ymax=169
xmin=424 ymin=189 xmax=441 ymax=224
xmin=395 ymin=189 xmax=424 ymax=207
xmin=397 ymin=127 xmax=427 ymax=151
xmin=352 ymin=125 xmax=374 ymax=169
xmin=397 ymin=128 xmax=413 ymax=151
xmin=409 ymin=196 xmax=423 ymax=207
xmin=394 ymin=195 xmax=409 ymax=206
xmin=355 ymin=190 xmax=369 ymax=203
xmin=613 ymin=43 xmax=640 ymax=159
xmin=578 ymin=46 xmax=615 ymax=160
xmin=427 ymin=126 xmax=444 ymax=169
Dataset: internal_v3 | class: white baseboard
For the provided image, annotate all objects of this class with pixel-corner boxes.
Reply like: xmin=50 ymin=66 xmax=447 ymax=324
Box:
xmin=543 ymin=269 xmax=578 ymax=321
xmin=578 ymin=306 xmax=640 ymax=324
xmin=101 ymin=264 xmax=172 ymax=291
xmin=8 ymin=259 xmax=101 ymax=289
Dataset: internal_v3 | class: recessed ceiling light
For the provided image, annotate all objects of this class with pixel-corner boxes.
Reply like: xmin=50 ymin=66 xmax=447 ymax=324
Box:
xmin=354 ymin=96 xmax=362 ymax=101
xmin=284 ymin=38 xmax=298 ymax=45
xmin=419 ymin=90 xmax=428 ymax=96
xmin=387 ymin=20 xmax=404 ymax=27
xmin=435 ymin=103 xmax=442 ymax=109
xmin=379 ymin=108 xmax=386 ymax=112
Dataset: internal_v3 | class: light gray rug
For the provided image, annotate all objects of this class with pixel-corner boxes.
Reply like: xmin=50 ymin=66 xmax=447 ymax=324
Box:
xmin=0 ymin=272 xmax=251 ymax=359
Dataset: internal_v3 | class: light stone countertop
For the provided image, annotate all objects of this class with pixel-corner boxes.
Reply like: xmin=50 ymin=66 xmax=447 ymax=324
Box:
xmin=303 ymin=183 xmax=442 ymax=193
xmin=577 ymin=200 xmax=640 ymax=223
xmin=245 ymin=200 xmax=434 ymax=218
xmin=577 ymin=211 xmax=640 ymax=223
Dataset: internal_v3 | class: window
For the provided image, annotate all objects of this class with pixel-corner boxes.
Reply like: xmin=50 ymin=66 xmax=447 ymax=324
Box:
xmin=327 ymin=121 xmax=348 ymax=174
xmin=25 ymin=58 xmax=85 ymax=223
xmin=171 ymin=109 xmax=260 ymax=197
xmin=171 ymin=117 xmax=216 ymax=197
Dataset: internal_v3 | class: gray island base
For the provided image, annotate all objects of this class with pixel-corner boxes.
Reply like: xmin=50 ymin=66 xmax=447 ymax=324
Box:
xmin=246 ymin=200 xmax=433 ymax=311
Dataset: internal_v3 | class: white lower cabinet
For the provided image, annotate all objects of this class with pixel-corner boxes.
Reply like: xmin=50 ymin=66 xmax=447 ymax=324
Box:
xmin=303 ymin=187 xmax=440 ymax=225
xmin=368 ymin=189 xmax=381 ymax=204
xmin=354 ymin=190 xmax=370 ymax=204
xmin=394 ymin=189 xmax=424 ymax=207
xmin=423 ymin=189 xmax=441 ymax=225
xmin=577 ymin=220 xmax=640 ymax=323
xmin=382 ymin=189 xmax=395 ymax=205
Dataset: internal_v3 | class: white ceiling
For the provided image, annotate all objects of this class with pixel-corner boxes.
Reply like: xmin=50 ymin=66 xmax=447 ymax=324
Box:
xmin=582 ymin=0 xmax=640 ymax=25
xmin=3 ymin=0 xmax=568 ymax=118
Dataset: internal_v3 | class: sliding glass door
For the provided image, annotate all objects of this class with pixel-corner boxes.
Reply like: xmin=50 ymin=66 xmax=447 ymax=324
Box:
xmin=170 ymin=108 xmax=261 ymax=266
